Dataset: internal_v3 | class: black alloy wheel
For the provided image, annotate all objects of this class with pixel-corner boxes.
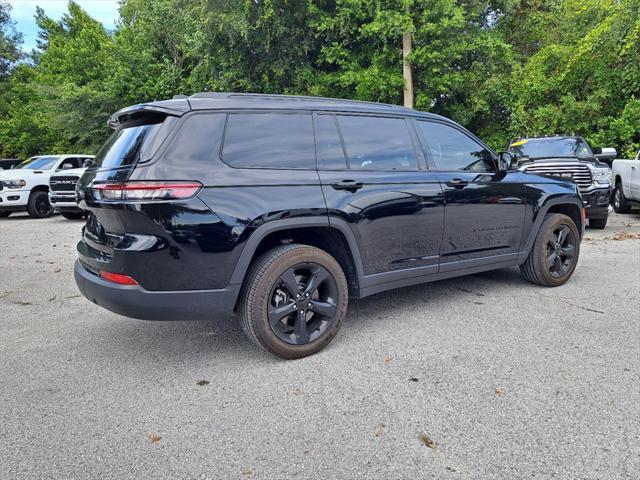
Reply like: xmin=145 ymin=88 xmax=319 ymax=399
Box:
xmin=27 ymin=191 xmax=54 ymax=218
xmin=268 ymin=263 xmax=338 ymax=345
xmin=239 ymin=244 xmax=349 ymax=359
xmin=520 ymin=213 xmax=580 ymax=287
xmin=36 ymin=196 xmax=51 ymax=215
xmin=545 ymin=224 xmax=577 ymax=278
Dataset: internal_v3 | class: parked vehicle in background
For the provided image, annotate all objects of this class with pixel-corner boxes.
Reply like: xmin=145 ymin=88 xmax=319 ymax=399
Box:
xmin=74 ymin=93 xmax=585 ymax=359
xmin=49 ymin=160 xmax=93 ymax=219
xmin=0 ymin=155 xmax=94 ymax=219
xmin=611 ymin=150 xmax=640 ymax=213
xmin=508 ymin=136 xmax=614 ymax=229
xmin=0 ymin=158 xmax=22 ymax=170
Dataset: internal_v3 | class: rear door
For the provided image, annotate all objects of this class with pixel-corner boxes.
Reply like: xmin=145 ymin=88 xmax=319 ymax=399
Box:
xmin=414 ymin=120 xmax=526 ymax=271
xmin=316 ymin=113 xmax=444 ymax=277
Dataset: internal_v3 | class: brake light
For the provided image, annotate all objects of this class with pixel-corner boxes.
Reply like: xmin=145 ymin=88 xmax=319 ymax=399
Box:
xmin=100 ymin=271 xmax=139 ymax=285
xmin=92 ymin=181 xmax=202 ymax=202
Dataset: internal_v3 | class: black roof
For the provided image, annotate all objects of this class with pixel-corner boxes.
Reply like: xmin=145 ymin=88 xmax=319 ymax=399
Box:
xmin=109 ymin=92 xmax=447 ymax=127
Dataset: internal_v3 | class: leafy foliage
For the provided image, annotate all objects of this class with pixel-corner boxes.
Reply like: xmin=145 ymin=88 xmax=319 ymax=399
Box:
xmin=0 ymin=0 xmax=638 ymax=158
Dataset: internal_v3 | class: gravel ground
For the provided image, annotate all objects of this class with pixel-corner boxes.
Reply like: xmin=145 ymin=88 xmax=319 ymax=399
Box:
xmin=1 ymin=210 xmax=639 ymax=480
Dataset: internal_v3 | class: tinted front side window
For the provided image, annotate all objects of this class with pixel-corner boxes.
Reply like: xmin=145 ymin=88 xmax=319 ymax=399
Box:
xmin=336 ymin=115 xmax=418 ymax=171
xmin=222 ymin=113 xmax=315 ymax=169
xmin=314 ymin=114 xmax=346 ymax=169
xmin=417 ymin=121 xmax=495 ymax=172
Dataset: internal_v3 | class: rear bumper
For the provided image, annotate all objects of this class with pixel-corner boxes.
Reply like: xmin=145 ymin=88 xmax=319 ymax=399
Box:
xmin=74 ymin=260 xmax=238 ymax=321
xmin=581 ymin=187 xmax=611 ymax=218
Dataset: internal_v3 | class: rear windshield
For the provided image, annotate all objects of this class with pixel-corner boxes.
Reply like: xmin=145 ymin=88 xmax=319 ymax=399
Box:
xmin=509 ymin=137 xmax=593 ymax=159
xmin=94 ymin=119 xmax=166 ymax=170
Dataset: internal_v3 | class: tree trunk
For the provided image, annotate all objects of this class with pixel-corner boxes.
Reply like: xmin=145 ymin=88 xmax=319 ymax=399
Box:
xmin=402 ymin=32 xmax=413 ymax=109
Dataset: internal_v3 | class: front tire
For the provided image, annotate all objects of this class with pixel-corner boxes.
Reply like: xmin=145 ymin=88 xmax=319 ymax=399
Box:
xmin=588 ymin=217 xmax=607 ymax=229
xmin=613 ymin=182 xmax=631 ymax=214
xmin=520 ymin=213 xmax=580 ymax=287
xmin=239 ymin=244 xmax=349 ymax=359
xmin=27 ymin=191 xmax=53 ymax=218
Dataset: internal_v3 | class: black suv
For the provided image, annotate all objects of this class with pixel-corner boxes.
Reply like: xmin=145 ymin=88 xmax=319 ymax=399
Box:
xmin=74 ymin=93 xmax=584 ymax=358
xmin=507 ymin=136 xmax=613 ymax=229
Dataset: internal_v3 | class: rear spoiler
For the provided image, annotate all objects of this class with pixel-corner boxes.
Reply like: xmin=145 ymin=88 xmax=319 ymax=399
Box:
xmin=107 ymin=102 xmax=190 ymax=129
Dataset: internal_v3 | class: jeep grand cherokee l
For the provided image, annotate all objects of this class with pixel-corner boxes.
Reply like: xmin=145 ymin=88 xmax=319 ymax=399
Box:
xmin=74 ymin=93 xmax=585 ymax=359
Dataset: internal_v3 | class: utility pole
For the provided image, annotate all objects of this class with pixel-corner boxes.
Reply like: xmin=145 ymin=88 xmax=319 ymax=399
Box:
xmin=402 ymin=32 xmax=413 ymax=108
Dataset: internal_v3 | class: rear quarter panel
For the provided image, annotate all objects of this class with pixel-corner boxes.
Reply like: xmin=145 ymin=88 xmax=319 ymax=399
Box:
xmin=128 ymin=144 xmax=327 ymax=290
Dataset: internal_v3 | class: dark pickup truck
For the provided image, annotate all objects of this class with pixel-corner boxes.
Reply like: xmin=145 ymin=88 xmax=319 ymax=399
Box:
xmin=508 ymin=136 xmax=614 ymax=229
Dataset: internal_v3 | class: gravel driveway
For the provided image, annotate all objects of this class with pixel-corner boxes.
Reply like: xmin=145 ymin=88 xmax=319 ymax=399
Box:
xmin=1 ymin=211 xmax=639 ymax=479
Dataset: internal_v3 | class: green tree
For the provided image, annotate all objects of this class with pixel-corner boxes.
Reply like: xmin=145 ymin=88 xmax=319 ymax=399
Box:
xmin=506 ymin=0 xmax=640 ymax=155
xmin=1 ymin=2 xmax=115 ymax=156
xmin=0 ymin=0 xmax=22 ymax=79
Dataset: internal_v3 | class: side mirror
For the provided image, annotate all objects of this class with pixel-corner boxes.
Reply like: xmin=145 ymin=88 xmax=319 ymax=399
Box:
xmin=497 ymin=151 xmax=516 ymax=171
xmin=594 ymin=147 xmax=617 ymax=161
xmin=61 ymin=163 xmax=74 ymax=170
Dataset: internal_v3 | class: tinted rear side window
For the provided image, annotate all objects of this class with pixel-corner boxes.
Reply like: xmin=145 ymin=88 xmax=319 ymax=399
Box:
xmin=222 ymin=113 xmax=315 ymax=169
xmin=95 ymin=119 xmax=166 ymax=170
xmin=314 ymin=114 xmax=347 ymax=170
xmin=163 ymin=113 xmax=226 ymax=164
xmin=336 ymin=115 xmax=418 ymax=171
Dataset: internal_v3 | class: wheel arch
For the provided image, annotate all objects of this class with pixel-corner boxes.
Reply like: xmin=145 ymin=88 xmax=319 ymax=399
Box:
xmin=521 ymin=196 xmax=584 ymax=260
xmin=30 ymin=185 xmax=49 ymax=194
xmin=229 ymin=217 xmax=363 ymax=298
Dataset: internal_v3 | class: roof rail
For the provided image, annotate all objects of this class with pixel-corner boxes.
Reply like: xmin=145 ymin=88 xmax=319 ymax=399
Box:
xmin=189 ymin=92 xmax=399 ymax=108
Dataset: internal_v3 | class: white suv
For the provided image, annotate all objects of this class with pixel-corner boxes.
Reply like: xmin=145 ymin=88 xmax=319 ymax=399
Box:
xmin=0 ymin=155 xmax=94 ymax=219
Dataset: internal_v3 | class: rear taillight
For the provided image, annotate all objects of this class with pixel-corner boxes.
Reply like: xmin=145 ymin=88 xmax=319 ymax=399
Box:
xmin=100 ymin=271 xmax=139 ymax=285
xmin=92 ymin=181 xmax=202 ymax=202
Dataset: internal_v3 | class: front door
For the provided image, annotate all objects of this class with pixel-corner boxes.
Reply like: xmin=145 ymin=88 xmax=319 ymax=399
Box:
xmin=413 ymin=120 xmax=526 ymax=271
xmin=315 ymin=113 xmax=444 ymax=277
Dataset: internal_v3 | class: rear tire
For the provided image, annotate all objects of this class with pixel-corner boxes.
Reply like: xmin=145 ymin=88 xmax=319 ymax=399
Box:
xmin=61 ymin=211 xmax=84 ymax=220
xmin=239 ymin=244 xmax=349 ymax=359
xmin=613 ymin=182 xmax=631 ymax=214
xmin=520 ymin=213 xmax=580 ymax=287
xmin=588 ymin=217 xmax=607 ymax=229
xmin=27 ymin=191 xmax=53 ymax=218
xmin=0 ymin=211 xmax=11 ymax=218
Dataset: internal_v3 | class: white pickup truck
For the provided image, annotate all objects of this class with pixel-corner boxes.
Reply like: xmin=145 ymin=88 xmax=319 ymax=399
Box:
xmin=612 ymin=150 xmax=640 ymax=213
xmin=0 ymin=154 xmax=93 ymax=219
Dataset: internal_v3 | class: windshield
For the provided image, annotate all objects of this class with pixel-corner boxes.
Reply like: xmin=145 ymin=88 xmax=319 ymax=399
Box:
xmin=94 ymin=121 xmax=165 ymax=170
xmin=16 ymin=156 xmax=59 ymax=170
xmin=509 ymin=137 xmax=593 ymax=159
